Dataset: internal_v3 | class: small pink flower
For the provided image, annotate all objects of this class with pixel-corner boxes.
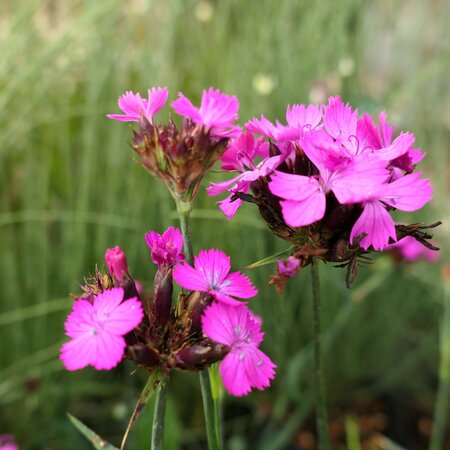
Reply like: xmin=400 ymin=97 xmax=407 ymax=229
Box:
xmin=350 ymin=172 xmax=432 ymax=250
xmin=107 ymin=87 xmax=168 ymax=123
xmin=60 ymin=288 xmax=144 ymax=371
xmin=105 ymin=246 xmax=129 ymax=281
xmin=0 ymin=435 xmax=18 ymax=450
xmin=172 ymin=249 xmax=257 ymax=306
xmin=386 ymin=236 xmax=439 ymax=262
xmin=145 ymin=226 xmax=185 ymax=268
xmin=171 ymin=87 xmax=240 ymax=138
xmin=202 ymin=302 xmax=276 ymax=396
xmin=277 ymin=256 xmax=301 ymax=277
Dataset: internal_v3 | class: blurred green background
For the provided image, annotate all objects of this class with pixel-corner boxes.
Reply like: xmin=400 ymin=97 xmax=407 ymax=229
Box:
xmin=0 ymin=1 xmax=448 ymax=449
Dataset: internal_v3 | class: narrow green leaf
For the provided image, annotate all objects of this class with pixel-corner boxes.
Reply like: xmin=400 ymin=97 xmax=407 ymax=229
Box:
xmin=120 ymin=371 xmax=164 ymax=450
xmin=246 ymin=246 xmax=295 ymax=270
xmin=67 ymin=413 xmax=119 ymax=450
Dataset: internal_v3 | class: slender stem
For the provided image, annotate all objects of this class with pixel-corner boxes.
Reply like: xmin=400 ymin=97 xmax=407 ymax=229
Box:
xmin=311 ymin=259 xmax=330 ymax=450
xmin=151 ymin=379 xmax=168 ymax=450
xmin=176 ymin=200 xmax=194 ymax=265
xmin=175 ymin=198 xmax=221 ymax=450
xmin=429 ymin=277 xmax=450 ymax=450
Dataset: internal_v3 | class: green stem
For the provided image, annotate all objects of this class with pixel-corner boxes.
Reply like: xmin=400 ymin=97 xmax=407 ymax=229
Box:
xmin=311 ymin=259 xmax=330 ymax=450
xmin=429 ymin=278 xmax=450 ymax=450
xmin=175 ymin=199 xmax=221 ymax=450
xmin=151 ymin=379 xmax=167 ymax=450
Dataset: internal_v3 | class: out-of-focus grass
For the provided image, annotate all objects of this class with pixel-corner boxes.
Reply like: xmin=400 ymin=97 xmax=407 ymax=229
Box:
xmin=0 ymin=1 xmax=448 ymax=449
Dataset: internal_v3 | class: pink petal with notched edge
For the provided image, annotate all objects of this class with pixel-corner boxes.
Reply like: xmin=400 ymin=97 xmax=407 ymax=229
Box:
xmin=171 ymin=88 xmax=239 ymax=136
xmin=172 ymin=262 xmax=211 ymax=291
xmin=245 ymin=115 xmax=278 ymax=139
xmin=219 ymin=195 xmax=244 ymax=219
xmin=145 ymin=87 xmax=169 ymax=118
xmin=220 ymin=271 xmax=258 ymax=299
xmin=280 ymin=192 xmax=326 ymax=227
xmin=170 ymin=93 xmax=202 ymax=122
xmin=102 ymin=298 xmax=143 ymax=335
xmin=92 ymin=287 xmax=124 ymax=319
xmin=323 ymin=96 xmax=358 ymax=141
xmin=286 ymin=103 xmax=322 ymax=130
xmin=221 ymin=351 xmax=253 ymax=396
xmin=64 ymin=300 xmax=96 ymax=339
xmin=60 ymin=334 xmax=96 ymax=371
xmin=269 ymin=170 xmax=322 ymax=202
xmin=379 ymin=172 xmax=432 ymax=212
xmin=376 ymin=132 xmax=414 ymax=161
xmin=207 ymin=174 xmax=243 ymax=197
xmin=350 ymin=200 xmax=397 ymax=250
xmin=194 ymin=249 xmax=231 ymax=286
xmin=91 ymin=333 xmax=126 ymax=370
xmin=329 ymin=155 xmax=389 ymax=204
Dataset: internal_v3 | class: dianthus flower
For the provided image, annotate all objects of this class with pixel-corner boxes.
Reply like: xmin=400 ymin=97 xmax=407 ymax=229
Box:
xmin=107 ymin=87 xmax=168 ymax=123
xmin=145 ymin=226 xmax=185 ymax=268
xmin=207 ymin=95 xmax=437 ymax=285
xmin=201 ymin=302 xmax=276 ymax=396
xmin=60 ymin=288 xmax=144 ymax=371
xmin=173 ymin=249 xmax=257 ymax=305
xmin=171 ymin=87 xmax=240 ymax=138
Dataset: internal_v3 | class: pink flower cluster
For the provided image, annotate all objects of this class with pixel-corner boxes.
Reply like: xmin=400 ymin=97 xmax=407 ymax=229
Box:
xmin=60 ymin=228 xmax=275 ymax=397
xmin=108 ymin=86 xmax=239 ymax=139
xmin=209 ymin=96 xmax=432 ymax=251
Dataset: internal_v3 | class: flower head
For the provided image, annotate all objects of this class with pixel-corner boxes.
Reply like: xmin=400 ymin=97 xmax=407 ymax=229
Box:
xmin=202 ymin=302 xmax=276 ymax=396
xmin=171 ymin=87 xmax=240 ymax=138
xmin=60 ymin=288 xmax=144 ymax=371
xmin=145 ymin=226 xmax=185 ymax=268
xmin=107 ymin=87 xmax=168 ymax=123
xmin=173 ymin=249 xmax=257 ymax=306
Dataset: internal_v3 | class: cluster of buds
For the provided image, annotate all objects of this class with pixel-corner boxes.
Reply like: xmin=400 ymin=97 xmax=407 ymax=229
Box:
xmin=208 ymin=97 xmax=439 ymax=287
xmin=107 ymin=87 xmax=239 ymax=203
xmin=60 ymin=227 xmax=275 ymax=397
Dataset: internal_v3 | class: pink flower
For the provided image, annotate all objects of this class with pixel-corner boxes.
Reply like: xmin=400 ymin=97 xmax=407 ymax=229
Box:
xmin=0 ymin=435 xmax=18 ymax=450
xmin=172 ymin=249 xmax=257 ymax=306
xmin=277 ymin=256 xmax=301 ymax=277
xmin=269 ymin=151 xmax=389 ymax=227
xmin=350 ymin=172 xmax=432 ymax=250
xmin=386 ymin=236 xmax=439 ymax=262
xmin=60 ymin=288 xmax=144 ymax=371
xmin=202 ymin=302 xmax=276 ymax=396
xmin=105 ymin=246 xmax=129 ymax=282
xmin=107 ymin=87 xmax=168 ymax=123
xmin=171 ymin=87 xmax=240 ymax=138
xmin=208 ymin=154 xmax=285 ymax=219
xmin=145 ymin=226 xmax=185 ymax=268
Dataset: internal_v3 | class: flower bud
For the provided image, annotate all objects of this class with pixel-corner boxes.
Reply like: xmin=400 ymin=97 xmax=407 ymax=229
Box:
xmin=105 ymin=246 xmax=129 ymax=282
xmin=173 ymin=341 xmax=230 ymax=371
xmin=150 ymin=268 xmax=173 ymax=338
